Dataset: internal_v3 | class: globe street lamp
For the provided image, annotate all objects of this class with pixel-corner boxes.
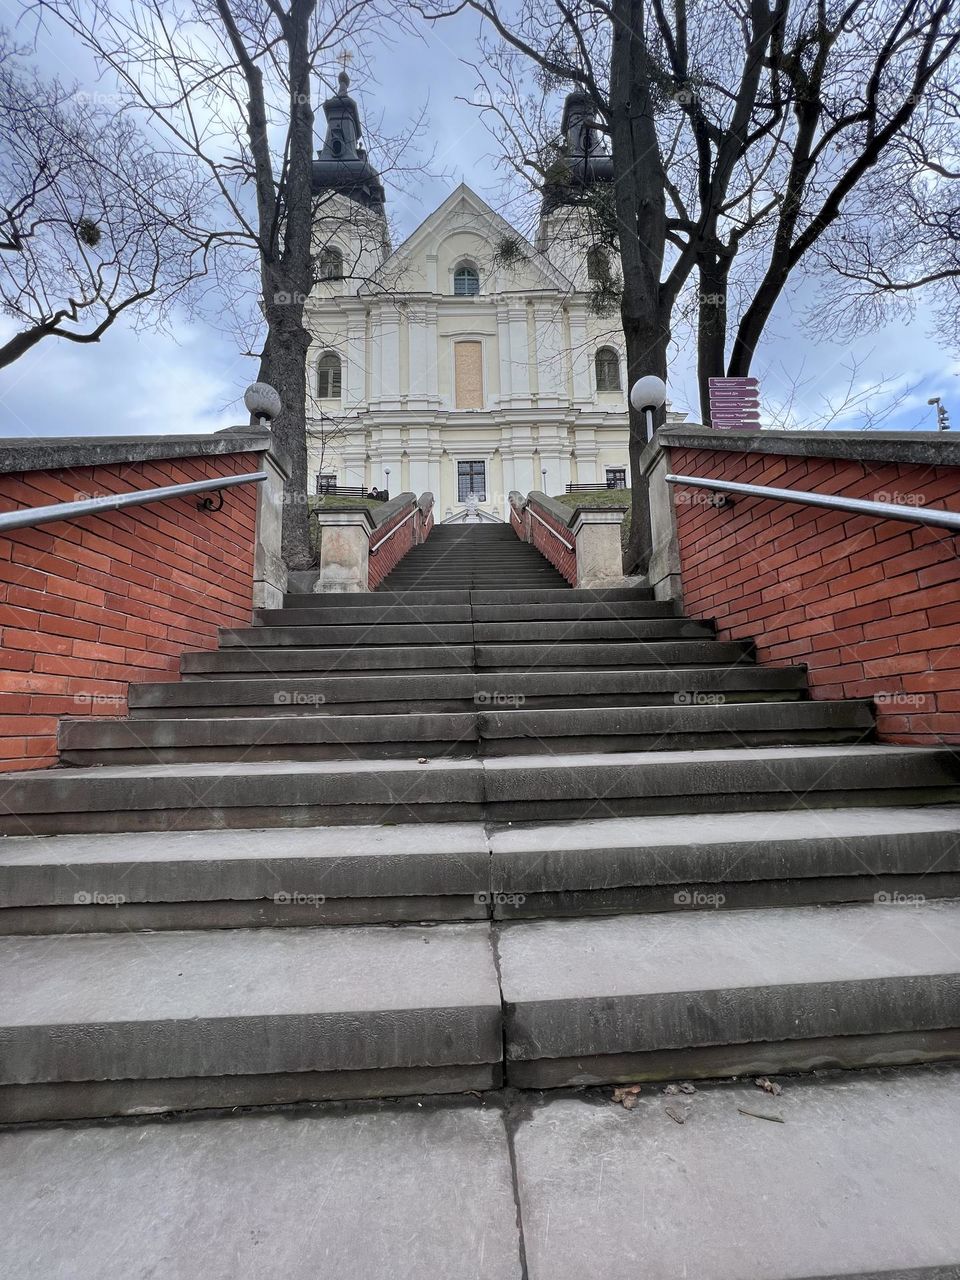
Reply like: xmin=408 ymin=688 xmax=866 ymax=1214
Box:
xmin=630 ymin=375 xmax=667 ymax=446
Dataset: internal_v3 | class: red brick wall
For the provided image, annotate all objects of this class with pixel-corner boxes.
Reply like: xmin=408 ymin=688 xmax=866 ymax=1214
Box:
xmin=368 ymin=500 xmax=433 ymax=589
xmin=670 ymin=444 xmax=960 ymax=744
xmin=0 ymin=451 xmax=261 ymax=772
xmin=515 ymin=498 xmax=577 ymax=585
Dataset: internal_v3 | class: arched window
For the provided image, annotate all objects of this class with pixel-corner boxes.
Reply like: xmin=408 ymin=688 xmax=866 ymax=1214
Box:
xmin=453 ymin=264 xmax=480 ymax=297
xmin=317 ymin=351 xmax=342 ymax=399
xmin=318 ymin=247 xmax=344 ymax=281
xmin=595 ymin=346 xmax=621 ymax=392
xmin=586 ymin=246 xmax=608 ymax=281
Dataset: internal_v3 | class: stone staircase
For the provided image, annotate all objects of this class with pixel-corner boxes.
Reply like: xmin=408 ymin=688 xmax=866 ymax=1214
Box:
xmin=2 ymin=527 xmax=960 ymax=1125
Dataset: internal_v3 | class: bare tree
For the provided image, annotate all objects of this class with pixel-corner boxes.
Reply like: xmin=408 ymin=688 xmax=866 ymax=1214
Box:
xmin=424 ymin=0 xmax=959 ymax=566
xmin=34 ymin=0 xmax=419 ymax=567
xmin=0 ymin=35 xmax=210 ymax=370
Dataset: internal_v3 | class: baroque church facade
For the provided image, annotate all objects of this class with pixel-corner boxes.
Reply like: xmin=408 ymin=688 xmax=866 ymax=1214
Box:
xmin=304 ymin=75 xmax=635 ymax=520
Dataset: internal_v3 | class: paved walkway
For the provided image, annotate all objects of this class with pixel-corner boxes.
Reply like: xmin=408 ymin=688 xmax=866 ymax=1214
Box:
xmin=2 ymin=1066 xmax=960 ymax=1279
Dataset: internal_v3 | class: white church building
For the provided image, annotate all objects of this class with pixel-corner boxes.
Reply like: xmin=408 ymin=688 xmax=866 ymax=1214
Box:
xmin=304 ymin=76 xmax=635 ymax=519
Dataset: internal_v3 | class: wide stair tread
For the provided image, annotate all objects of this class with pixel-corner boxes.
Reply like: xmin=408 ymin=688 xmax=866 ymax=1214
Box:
xmin=497 ymin=899 xmax=960 ymax=1086
xmin=0 ymin=922 xmax=501 ymax=1122
xmin=57 ymin=700 xmax=875 ymax=765
xmin=4 ymin=807 xmax=959 ymax=933
xmin=5 ymin=746 xmax=959 ymax=835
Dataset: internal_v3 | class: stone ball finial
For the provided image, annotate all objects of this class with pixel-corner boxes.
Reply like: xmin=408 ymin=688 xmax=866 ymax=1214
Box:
xmin=244 ymin=382 xmax=281 ymax=424
xmin=338 ymin=71 xmax=350 ymax=93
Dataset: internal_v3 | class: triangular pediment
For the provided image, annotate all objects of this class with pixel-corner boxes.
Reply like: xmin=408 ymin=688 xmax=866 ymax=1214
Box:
xmin=361 ymin=183 xmax=573 ymax=295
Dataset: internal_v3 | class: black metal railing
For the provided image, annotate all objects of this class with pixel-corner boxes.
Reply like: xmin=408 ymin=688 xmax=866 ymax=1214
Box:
xmin=566 ymin=481 xmax=628 ymax=493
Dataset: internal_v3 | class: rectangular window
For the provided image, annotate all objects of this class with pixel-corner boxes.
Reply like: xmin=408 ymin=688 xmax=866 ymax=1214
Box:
xmin=458 ymin=460 xmax=487 ymax=503
xmin=316 ymin=473 xmax=337 ymax=495
xmin=606 ymin=468 xmax=627 ymax=489
xmin=454 ymin=341 xmax=483 ymax=409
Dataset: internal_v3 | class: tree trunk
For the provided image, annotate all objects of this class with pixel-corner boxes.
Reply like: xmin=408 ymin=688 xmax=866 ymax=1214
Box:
xmin=696 ymin=252 xmax=730 ymax=422
xmin=609 ymin=0 xmax=669 ymax=574
xmin=259 ymin=279 xmax=314 ymax=571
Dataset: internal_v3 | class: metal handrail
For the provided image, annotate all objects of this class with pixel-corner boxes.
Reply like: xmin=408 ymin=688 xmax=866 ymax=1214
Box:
xmin=0 ymin=472 xmax=268 ymax=535
xmin=528 ymin=505 xmax=575 ymax=550
xmin=666 ymin=473 xmax=960 ymax=533
xmin=369 ymin=504 xmax=419 ymax=552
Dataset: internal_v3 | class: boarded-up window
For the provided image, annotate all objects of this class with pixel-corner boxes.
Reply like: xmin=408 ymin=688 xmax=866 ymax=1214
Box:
xmin=454 ymin=341 xmax=483 ymax=409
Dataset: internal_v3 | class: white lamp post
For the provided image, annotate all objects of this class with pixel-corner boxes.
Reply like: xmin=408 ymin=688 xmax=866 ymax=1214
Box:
xmin=541 ymin=466 xmax=547 ymax=492
xmin=384 ymin=467 xmax=391 ymax=494
xmin=630 ymin=375 xmax=667 ymax=445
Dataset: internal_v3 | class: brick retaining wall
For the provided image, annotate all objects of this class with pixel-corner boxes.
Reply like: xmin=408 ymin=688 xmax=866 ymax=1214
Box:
xmin=0 ymin=450 xmax=262 ymax=771
xmin=667 ymin=440 xmax=960 ymax=744
xmin=513 ymin=496 xmax=577 ymax=585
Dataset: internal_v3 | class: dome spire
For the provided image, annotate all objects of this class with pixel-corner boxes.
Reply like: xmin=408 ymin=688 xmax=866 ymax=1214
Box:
xmin=312 ymin=65 xmax=385 ymax=212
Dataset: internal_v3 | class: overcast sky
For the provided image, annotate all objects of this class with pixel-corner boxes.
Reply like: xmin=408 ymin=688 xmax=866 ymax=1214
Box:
xmin=1 ymin=7 xmax=956 ymax=441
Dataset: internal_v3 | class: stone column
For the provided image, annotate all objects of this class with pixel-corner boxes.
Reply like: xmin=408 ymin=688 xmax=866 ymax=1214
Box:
xmin=507 ymin=307 xmax=531 ymax=404
xmin=642 ymin=436 xmax=682 ymax=601
xmin=313 ymin=509 xmax=374 ymax=592
xmin=252 ymin=438 xmax=290 ymax=609
xmin=344 ymin=314 xmax=367 ymax=410
xmin=496 ymin=307 xmax=513 ymax=405
xmin=570 ymin=507 xmax=627 ymax=588
xmin=568 ymin=306 xmax=593 ymax=404
xmin=373 ymin=307 xmax=401 ymax=409
xmin=533 ymin=303 xmax=565 ymax=407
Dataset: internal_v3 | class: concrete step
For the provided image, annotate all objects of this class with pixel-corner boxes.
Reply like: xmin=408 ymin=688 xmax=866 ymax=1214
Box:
xmin=257 ymin=604 xmax=474 ymax=626
xmin=472 ymin=619 xmax=714 ymax=643
xmin=280 ymin=587 xmax=651 ymax=607
xmin=476 ymin=640 xmax=754 ymax=668
xmin=0 ymin=823 xmax=491 ymax=933
xmin=4 ymin=808 xmax=958 ymax=935
xmin=3 ymin=1068 xmax=959 ymax=1278
xmin=489 ymin=805 xmax=960 ymax=918
xmin=497 ymin=899 xmax=960 ymax=1087
xmin=258 ymin=600 xmax=678 ymax=626
xmin=472 ymin=600 xmax=678 ymax=621
xmin=181 ymin=645 xmax=475 ymax=677
xmin=471 ymin=587 xmax=651 ymax=603
xmin=181 ymin=639 xmax=751 ymax=677
xmin=129 ymin=666 xmax=809 ymax=717
xmin=220 ymin=618 xmax=713 ymax=649
xmin=219 ymin=622 xmax=476 ymax=648
xmin=0 ymin=922 xmax=502 ymax=1122
xmin=4 ymin=746 xmax=958 ymax=834
xmin=58 ymin=701 xmax=876 ymax=766
xmin=285 ymin=590 xmax=472 ymax=607
xmin=382 ymin=578 xmax=568 ymax=589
